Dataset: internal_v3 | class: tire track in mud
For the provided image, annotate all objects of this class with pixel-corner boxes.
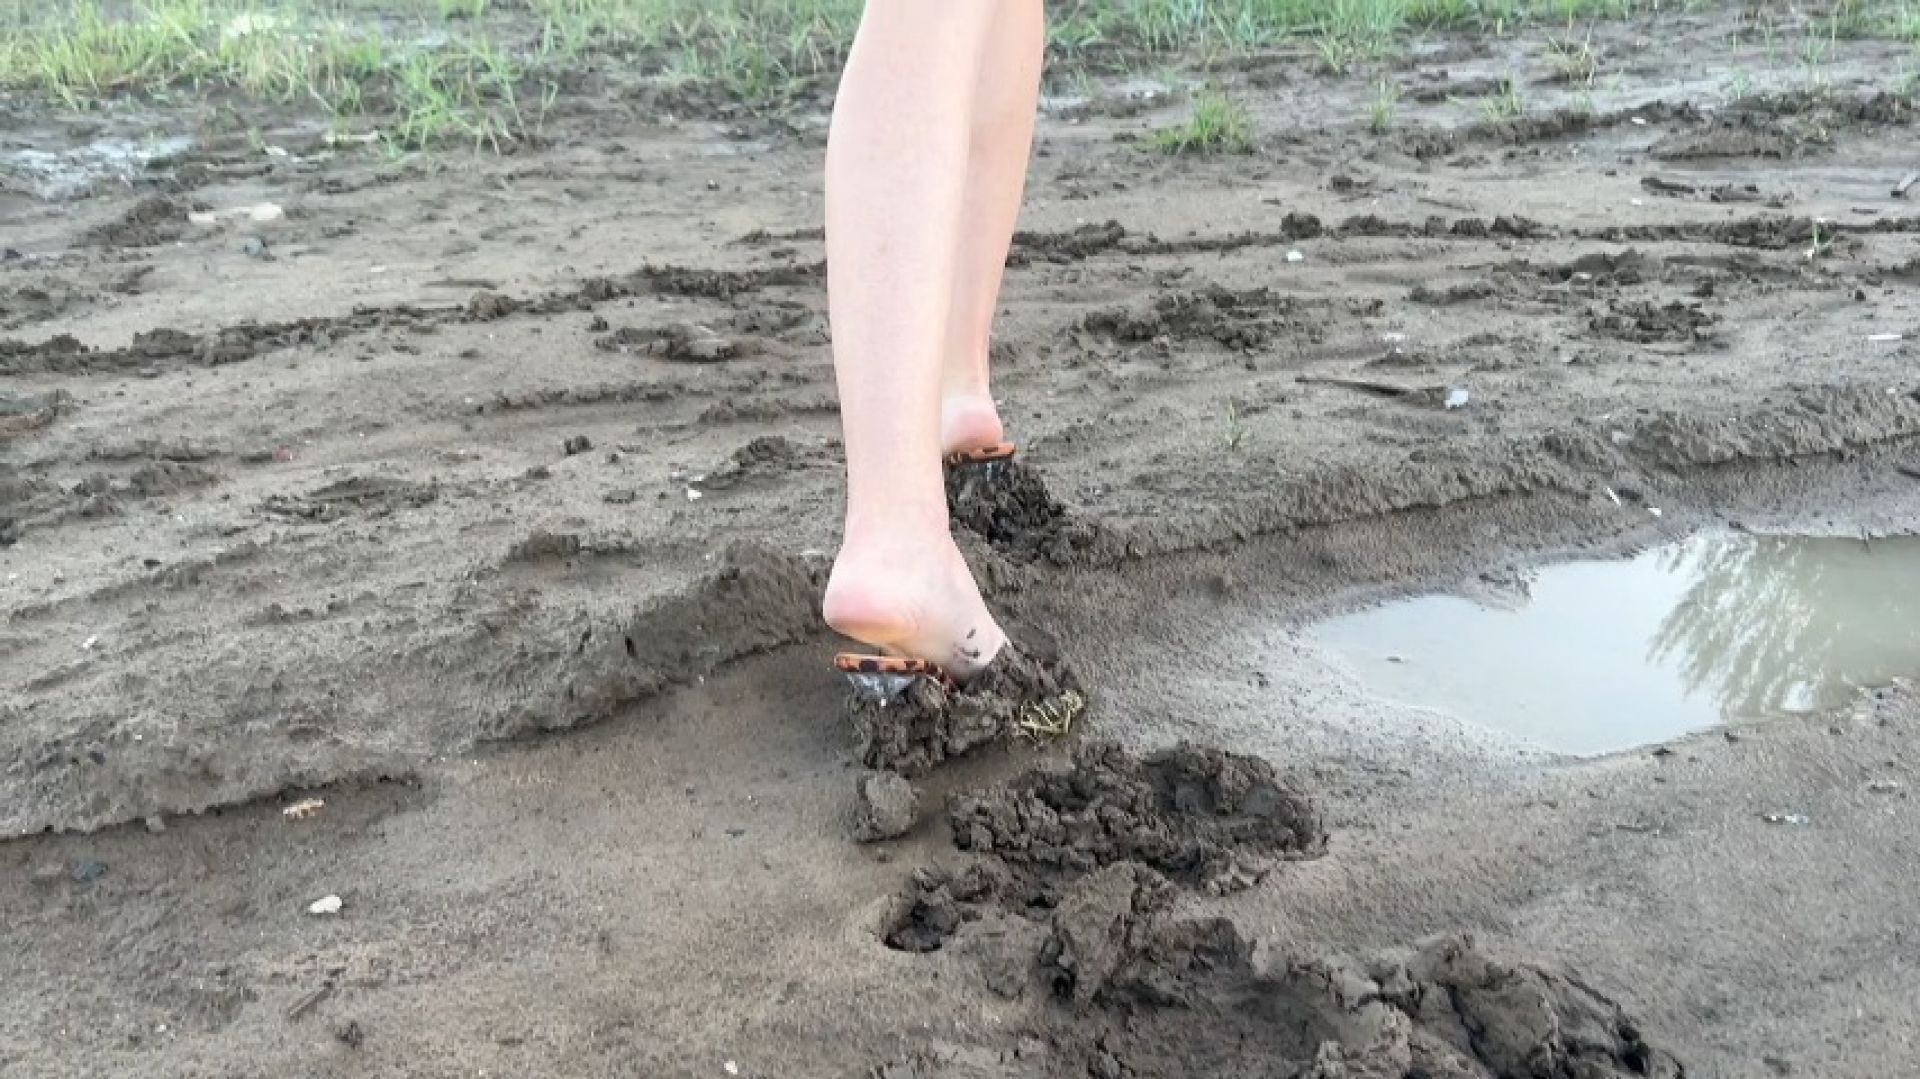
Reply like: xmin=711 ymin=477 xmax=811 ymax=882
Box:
xmin=6 ymin=202 xmax=1909 ymax=380
xmin=0 ymin=261 xmax=823 ymax=377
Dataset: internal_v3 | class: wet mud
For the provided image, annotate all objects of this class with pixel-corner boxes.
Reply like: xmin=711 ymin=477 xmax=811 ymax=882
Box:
xmin=946 ymin=460 xmax=1097 ymax=565
xmin=883 ymin=742 xmax=1323 ymax=954
xmin=848 ymin=645 xmax=1086 ymax=776
xmin=5 ymin=7 xmax=1920 ymax=1075
xmin=880 ymin=746 xmax=1677 ymax=1079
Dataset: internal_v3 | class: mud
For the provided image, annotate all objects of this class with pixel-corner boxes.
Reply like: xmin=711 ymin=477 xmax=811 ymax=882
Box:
xmin=884 ymin=742 xmax=1321 ymax=955
xmin=848 ymin=644 xmax=1086 ymax=776
xmin=78 ymin=194 xmax=198 ymax=249
xmin=1023 ymin=924 xmax=1685 ymax=1079
xmin=950 ymin=741 xmax=1324 ymax=895
xmin=946 ymin=460 xmax=1095 ymax=564
xmin=882 ymin=746 xmax=1675 ymax=1079
xmin=5 ymin=5 xmax=1920 ymax=1076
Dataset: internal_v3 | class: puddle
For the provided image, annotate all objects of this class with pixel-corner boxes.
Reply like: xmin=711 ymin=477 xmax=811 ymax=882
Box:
xmin=1310 ymin=533 xmax=1920 ymax=755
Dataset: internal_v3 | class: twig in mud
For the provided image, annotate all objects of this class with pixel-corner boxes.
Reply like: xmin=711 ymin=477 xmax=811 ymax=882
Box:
xmin=1895 ymin=173 xmax=1919 ymax=199
xmin=1296 ymin=375 xmax=1416 ymax=398
xmin=1895 ymin=464 xmax=1920 ymax=482
xmin=1016 ymin=690 xmax=1086 ymax=744
xmin=286 ymin=983 xmax=334 ymax=1022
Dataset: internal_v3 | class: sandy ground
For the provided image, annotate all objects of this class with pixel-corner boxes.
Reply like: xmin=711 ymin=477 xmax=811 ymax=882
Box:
xmin=5 ymin=5 xmax=1920 ymax=1076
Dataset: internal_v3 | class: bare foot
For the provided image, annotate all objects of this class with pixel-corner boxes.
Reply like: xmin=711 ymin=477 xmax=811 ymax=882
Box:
xmin=824 ymin=530 xmax=1008 ymax=679
xmin=940 ymin=391 xmax=1005 ymax=458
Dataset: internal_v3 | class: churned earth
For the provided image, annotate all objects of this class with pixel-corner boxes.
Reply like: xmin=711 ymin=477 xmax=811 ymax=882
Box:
xmin=4 ymin=4 xmax=1920 ymax=1076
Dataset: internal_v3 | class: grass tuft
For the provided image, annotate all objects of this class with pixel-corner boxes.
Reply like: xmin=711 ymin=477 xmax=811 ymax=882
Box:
xmin=1151 ymin=88 xmax=1253 ymax=153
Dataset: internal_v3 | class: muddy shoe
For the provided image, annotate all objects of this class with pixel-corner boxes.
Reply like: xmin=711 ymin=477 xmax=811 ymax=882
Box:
xmin=845 ymin=643 xmax=1086 ymax=776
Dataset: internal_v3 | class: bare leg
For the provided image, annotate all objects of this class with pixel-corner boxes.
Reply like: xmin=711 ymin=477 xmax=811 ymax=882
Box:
xmin=942 ymin=1 xmax=1047 ymax=455
xmin=821 ymin=0 xmax=1008 ymax=676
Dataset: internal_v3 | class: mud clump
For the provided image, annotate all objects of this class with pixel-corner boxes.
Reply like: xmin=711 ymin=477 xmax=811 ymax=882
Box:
xmin=1009 ymin=220 xmax=1127 ymax=265
xmin=79 ymin=195 xmax=196 ymax=248
xmin=1080 ymin=285 xmax=1295 ymax=351
xmin=849 ymin=645 xmax=1085 ymax=776
xmin=951 ymin=741 xmax=1325 ymax=896
xmin=1036 ymin=923 xmax=1685 ymax=1079
xmin=852 ymin=771 xmax=920 ymax=843
xmin=878 ymin=744 xmax=1678 ymax=1078
xmin=946 ymin=460 xmax=1093 ymax=565
xmin=1589 ymin=300 xmax=1718 ymax=345
xmin=881 ymin=742 xmax=1322 ymax=954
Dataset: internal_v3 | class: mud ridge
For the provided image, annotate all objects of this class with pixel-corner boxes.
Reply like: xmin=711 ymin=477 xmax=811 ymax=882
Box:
xmin=0 ymin=260 xmax=824 ymax=377
xmin=2 ymin=543 xmax=827 ymax=836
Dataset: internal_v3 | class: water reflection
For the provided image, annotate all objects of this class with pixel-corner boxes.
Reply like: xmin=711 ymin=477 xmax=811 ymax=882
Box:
xmin=1310 ymin=532 xmax=1920 ymax=755
xmin=1650 ymin=534 xmax=1920 ymax=718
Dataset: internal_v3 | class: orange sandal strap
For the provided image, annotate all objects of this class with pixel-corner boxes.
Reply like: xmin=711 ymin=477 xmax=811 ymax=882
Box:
xmin=834 ymin=653 xmax=958 ymax=690
xmin=943 ymin=443 xmax=1017 ymax=468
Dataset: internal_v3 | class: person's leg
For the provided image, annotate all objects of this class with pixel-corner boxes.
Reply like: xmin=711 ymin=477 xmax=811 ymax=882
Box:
xmin=941 ymin=0 xmax=1047 ymax=456
xmin=821 ymin=0 xmax=1009 ymax=677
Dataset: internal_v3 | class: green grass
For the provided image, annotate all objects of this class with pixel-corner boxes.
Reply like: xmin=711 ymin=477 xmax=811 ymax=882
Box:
xmin=1368 ymin=77 xmax=1400 ymax=131
xmin=1479 ymin=74 xmax=1525 ymax=118
xmin=1151 ymin=88 xmax=1253 ymax=153
xmin=5 ymin=0 xmax=1918 ymax=154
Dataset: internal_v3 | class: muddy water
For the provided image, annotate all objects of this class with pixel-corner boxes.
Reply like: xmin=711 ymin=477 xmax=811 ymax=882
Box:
xmin=1310 ymin=533 xmax=1920 ymax=755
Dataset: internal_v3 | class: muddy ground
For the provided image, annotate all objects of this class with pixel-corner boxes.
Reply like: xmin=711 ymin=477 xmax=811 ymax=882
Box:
xmin=5 ymin=5 xmax=1920 ymax=1077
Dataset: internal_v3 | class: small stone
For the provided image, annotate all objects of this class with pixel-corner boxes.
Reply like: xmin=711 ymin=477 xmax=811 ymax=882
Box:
xmin=307 ymin=894 xmax=344 ymax=916
xmin=851 ymin=772 xmax=919 ymax=842
xmin=71 ymin=860 xmax=108 ymax=883
xmin=144 ymin=815 xmax=166 ymax=833
xmin=240 ymin=236 xmax=272 ymax=260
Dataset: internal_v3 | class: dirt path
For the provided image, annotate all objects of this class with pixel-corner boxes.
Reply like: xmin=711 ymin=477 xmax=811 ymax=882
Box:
xmin=5 ymin=5 xmax=1920 ymax=1076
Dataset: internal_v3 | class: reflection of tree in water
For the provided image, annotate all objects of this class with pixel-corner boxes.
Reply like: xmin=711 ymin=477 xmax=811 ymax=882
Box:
xmin=1648 ymin=535 xmax=1920 ymax=717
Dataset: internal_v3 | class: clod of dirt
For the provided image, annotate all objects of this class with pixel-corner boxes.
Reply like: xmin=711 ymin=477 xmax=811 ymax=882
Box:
xmin=1009 ymin=220 xmax=1127 ymax=265
xmin=506 ymin=530 xmax=583 ymax=562
xmin=848 ymin=644 xmax=1085 ymax=776
xmin=593 ymin=322 xmax=766 ymax=363
xmin=1035 ymin=921 xmax=1684 ymax=1079
xmin=1080 ymin=285 xmax=1294 ymax=351
xmin=0 ymin=389 xmax=71 ymax=439
xmin=1589 ymin=300 xmax=1718 ymax=345
xmin=946 ymin=460 xmax=1092 ymax=565
xmin=468 ymin=290 xmax=521 ymax=320
xmin=79 ymin=195 xmax=198 ymax=248
xmin=852 ymin=771 xmax=920 ymax=843
xmin=260 ymin=476 xmax=439 ymax=523
xmin=562 ymin=434 xmax=593 ymax=456
xmin=702 ymin=435 xmax=817 ymax=491
xmin=1557 ymin=249 xmax=1662 ymax=286
xmin=880 ymin=742 xmax=1322 ymax=959
xmin=950 ymin=741 xmax=1326 ymax=896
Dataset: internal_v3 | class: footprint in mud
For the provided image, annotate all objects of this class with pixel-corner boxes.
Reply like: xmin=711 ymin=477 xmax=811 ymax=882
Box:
xmin=876 ymin=743 xmax=1680 ymax=1079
